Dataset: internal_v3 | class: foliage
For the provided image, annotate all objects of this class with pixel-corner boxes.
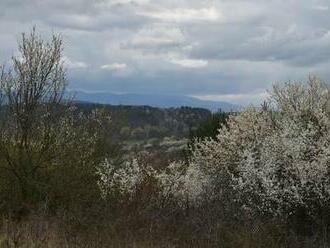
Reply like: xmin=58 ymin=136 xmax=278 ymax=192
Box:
xmin=189 ymin=110 xmax=229 ymax=141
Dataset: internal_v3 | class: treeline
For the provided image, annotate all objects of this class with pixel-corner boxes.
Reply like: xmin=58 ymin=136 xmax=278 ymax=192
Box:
xmin=77 ymin=104 xmax=211 ymax=140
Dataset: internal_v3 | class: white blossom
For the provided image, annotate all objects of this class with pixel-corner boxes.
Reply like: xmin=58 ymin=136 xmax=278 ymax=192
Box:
xmin=156 ymin=161 xmax=209 ymax=206
xmin=188 ymin=77 xmax=330 ymax=217
xmin=97 ymin=158 xmax=156 ymax=199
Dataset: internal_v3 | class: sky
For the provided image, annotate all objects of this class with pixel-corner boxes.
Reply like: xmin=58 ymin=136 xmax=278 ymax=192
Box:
xmin=1 ymin=0 xmax=330 ymax=105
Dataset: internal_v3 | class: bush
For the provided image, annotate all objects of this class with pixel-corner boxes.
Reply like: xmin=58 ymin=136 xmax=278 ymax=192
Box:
xmin=185 ymin=76 xmax=330 ymax=232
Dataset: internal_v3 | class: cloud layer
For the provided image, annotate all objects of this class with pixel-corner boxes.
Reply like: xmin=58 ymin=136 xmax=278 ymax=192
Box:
xmin=1 ymin=0 xmax=330 ymax=104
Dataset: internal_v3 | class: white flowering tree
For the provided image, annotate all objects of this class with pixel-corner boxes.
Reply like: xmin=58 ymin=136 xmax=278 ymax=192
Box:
xmin=186 ymin=77 xmax=330 ymax=222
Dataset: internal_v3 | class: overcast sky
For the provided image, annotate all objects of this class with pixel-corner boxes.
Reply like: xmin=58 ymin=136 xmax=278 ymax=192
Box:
xmin=1 ymin=0 xmax=330 ymax=105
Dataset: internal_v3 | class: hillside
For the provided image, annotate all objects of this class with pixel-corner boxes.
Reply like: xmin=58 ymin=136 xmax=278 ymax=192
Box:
xmin=75 ymin=103 xmax=212 ymax=154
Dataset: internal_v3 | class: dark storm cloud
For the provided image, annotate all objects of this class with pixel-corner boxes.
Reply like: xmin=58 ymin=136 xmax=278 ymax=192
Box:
xmin=1 ymin=0 xmax=330 ymax=104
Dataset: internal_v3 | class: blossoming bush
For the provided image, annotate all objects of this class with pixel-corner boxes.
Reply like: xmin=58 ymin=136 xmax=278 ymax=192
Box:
xmin=96 ymin=155 xmax=164 ymax=210
xmin=187 ymin=77 xmax=330 ymax=223
xmin=97 ymin=158 xmax=152 ymax=199
xmin=156 ymin=160 xmax=211 ymax=208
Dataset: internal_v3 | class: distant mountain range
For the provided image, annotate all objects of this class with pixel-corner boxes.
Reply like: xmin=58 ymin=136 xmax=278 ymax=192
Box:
xmin=72 ymin=91 xmax=239 ymax=112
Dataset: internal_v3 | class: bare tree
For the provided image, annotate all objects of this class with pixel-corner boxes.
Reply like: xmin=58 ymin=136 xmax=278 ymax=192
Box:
xmin=0 ymin=27 xmax=68 ymax=206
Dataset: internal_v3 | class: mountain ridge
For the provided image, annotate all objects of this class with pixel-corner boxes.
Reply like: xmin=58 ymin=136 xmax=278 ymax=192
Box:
xmin=72 ymin=91 xmax=239 ymax=112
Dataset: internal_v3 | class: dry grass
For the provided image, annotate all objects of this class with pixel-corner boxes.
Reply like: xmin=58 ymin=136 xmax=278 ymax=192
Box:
xmin=0 ymin=215 xmax=329 ymax=248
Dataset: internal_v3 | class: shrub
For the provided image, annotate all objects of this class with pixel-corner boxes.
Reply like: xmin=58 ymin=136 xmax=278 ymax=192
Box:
xmin=186 ymin=77 xmax=330 ymax=230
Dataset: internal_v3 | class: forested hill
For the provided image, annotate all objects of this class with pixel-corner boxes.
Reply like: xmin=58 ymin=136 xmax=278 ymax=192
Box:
xmin=75 ymin=103 xmax=211 ymax=145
